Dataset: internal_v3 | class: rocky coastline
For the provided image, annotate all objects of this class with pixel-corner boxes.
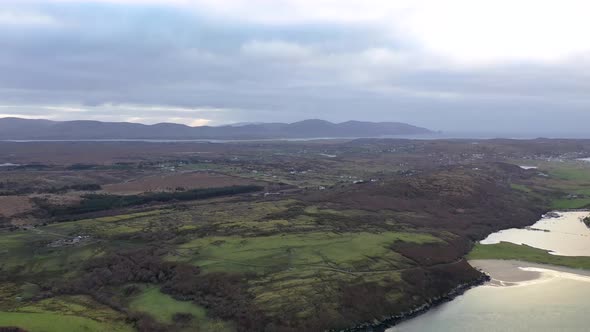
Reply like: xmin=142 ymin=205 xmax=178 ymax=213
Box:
xmin=339 ymin=273 xmax=491 ymax=332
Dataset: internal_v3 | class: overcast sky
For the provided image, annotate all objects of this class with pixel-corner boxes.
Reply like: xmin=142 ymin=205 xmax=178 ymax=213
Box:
xmin=1 ymin=0 xmax=589 ymax=134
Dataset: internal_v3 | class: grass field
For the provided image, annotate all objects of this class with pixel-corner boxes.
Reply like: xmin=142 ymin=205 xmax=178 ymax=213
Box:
xmin=509 ymin=160 xmax=590 ymax=209
xmin=130 ymin=286 xmax=207 ymax=324
xmin=171 ymin=230 xmax=440 ymax=320
xmin=129 ymin=286 xmax=232 ymax=331
xmin=0 ymin=295 xmax=133 ymax=332
xmin=548 ymin=166 xmax=590 ymax=182
xmin=174 ymin=231 xmax=440 ymax=274
xmin=0 ymin=210 xmax=177 ymax=275
xmin=0 ymin=312 xmax=132 ymax=332
xmin=551 ymin=198 xmax=590 ymax=209
xmin=468 ymin=242 xmax=590 ymax=270
xmin=510 ymin=183 xmax=532 ymax=193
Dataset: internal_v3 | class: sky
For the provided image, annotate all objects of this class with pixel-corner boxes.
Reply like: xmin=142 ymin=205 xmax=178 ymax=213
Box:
xmin=1 ymin=0 xmax=589 ymax=134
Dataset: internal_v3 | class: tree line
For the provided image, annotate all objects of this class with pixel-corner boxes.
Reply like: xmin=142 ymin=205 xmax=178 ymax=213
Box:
xmin=39 ymin=185 xmax=263 ymax=216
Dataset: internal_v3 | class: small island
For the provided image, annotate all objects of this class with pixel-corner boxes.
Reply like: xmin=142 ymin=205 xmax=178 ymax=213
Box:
xmin=583 ymin=215 xmax=590 ymax=227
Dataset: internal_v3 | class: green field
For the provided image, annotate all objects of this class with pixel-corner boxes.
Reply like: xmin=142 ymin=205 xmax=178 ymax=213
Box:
xmin=508 ymin=160 xmax=590 ymax=209
xmin=129 ymin=286 xmax=232 ymax=331
xmin=174 ymin=231 xmax=440 ymax=273
xmin=130 ymin=286 xmax=207 ymax=324
xmin=468 ymin=242 xmax=590 ymax=270
xmin=510 ymin=183 xmax=532 ymax=193
xmin=0 ymin=312 xmax=132 ymax=332
xmin=171 ymin=230 xmax=439 ymax=320
xmin=0 ymin=198 xmax=442 ymax=331
xmin=548 ymin=166 xmax=590 ymax=182
xmin=0 ymin=295 xmax=132 ymax=332
xmin=551 ymin=198 xmax=590 ymax=209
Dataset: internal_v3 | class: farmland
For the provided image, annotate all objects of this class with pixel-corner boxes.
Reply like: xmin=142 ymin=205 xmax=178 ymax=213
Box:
xmin=0 ymin=138 xmax=589 ymax=331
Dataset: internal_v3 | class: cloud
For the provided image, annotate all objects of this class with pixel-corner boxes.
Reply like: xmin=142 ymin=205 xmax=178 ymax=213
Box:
xmin=241 ymin=40 xmax=313 ymax=60
xmin=360 ymin=48 xmax=410 ymax=67
xmin=0 ymin=104 xmax=232 ymax=125
xmin=396 ymin=0 xmax=590 ymax=65
xmin=168 ymin=0 xmax=590 ymax=64
xmin=0 ymin=0 xmax=589 ymax=134
xmin=0 ymin=10 xmax=58 ymax=26
xmin=0 ymin=113 xmax=57 ymax=119
xmin=102 ymin=104 xmax=229 ymax=114
xmin=11 ymin=0 xmax=590 ymax=65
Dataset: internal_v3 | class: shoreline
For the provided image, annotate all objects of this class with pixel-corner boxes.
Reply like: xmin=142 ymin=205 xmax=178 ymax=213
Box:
xmin=469 ymin=259 xmax=590 ymax=286
xmin=342 ymin=210 xmax=590 ymax=332
xmin=339 ymin=259 xmax=590 ymax=332
xmin=337 ymin=274 xmax=490 ymax=332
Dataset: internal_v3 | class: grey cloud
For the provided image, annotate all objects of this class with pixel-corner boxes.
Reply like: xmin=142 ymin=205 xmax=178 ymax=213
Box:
xmin=0 ymin=1 xmax=588 ymax=134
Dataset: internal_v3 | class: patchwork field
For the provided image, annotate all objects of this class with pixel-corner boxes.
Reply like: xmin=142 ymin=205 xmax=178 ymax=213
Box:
xmin=0 ymin=189 xmax=481 ymax=331
xmin=1 ymin=139 xmax=590 ymax=331
xmin=507 ymin=159 xmax=590 ymax=209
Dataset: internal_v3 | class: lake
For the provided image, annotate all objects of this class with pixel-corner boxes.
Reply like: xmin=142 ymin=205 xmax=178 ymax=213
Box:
xmin=388 ymin=211 xmax=590 ymax=332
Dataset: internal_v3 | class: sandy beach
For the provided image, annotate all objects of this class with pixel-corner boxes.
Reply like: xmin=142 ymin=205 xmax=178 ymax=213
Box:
xmin=469 ymin=259 xmax=590 ymax=286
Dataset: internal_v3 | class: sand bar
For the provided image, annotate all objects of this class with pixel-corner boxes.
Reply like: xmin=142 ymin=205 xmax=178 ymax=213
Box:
xmin=469 ymin=259 xmax=590 ymax=286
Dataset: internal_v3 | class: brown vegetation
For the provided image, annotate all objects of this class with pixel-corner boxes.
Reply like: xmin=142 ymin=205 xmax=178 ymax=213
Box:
xmin=0 ymin=196 xmax=33 ymax=218
xmin=102 ymin=172 xmax=260 ymax=194
xmin=1 ymin=138 xmax=588 ymax=331
xmin=49 ymin=248 xmax=269 ymax=332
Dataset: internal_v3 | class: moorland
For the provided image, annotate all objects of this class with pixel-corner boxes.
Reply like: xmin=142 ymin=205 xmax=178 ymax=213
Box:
xmin=1 ymin=138 xmax=590 ymax=331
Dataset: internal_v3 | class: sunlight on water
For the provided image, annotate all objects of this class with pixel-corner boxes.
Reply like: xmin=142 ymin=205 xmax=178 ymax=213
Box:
xmin=389 ymin=275 xmax=590 ymax=332
xmin=480 ymin=211 xmax=590 ymax=256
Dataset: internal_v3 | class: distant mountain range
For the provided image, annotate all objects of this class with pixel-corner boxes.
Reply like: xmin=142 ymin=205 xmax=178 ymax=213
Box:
xmin=0 ymin=118 xmax=433 ymax=140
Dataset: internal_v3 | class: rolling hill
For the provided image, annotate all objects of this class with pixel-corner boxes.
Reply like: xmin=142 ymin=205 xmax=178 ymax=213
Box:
xmin=0 ymin=118 xmax=432 ymax=140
